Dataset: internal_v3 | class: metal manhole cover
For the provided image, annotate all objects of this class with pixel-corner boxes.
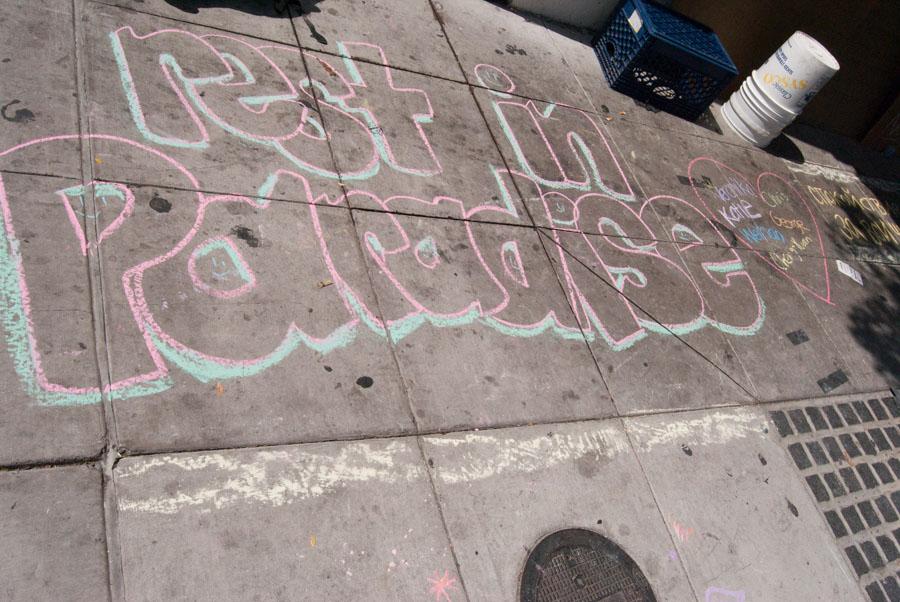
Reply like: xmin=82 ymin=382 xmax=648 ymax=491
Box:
xmin=520 ymin=529 xmax=657 ymax=602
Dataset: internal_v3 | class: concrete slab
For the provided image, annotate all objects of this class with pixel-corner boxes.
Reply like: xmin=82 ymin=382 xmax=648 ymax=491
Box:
xmin=584 ymin=125 xmax=867 ymax=400
xmin=422 ymin=420 xmax=697 ymax=601
xmin=306 ymin=50 xmax=529 ymax=223
xmin=0 ymin=0 xmax=83 ymax=178
xmin=82 ymin=3 xmax=341 ymax=202
xmin=626 ymin=407 xmax=863 ymax=601
xmin=614 ymin=120 xmax=894 ymax=271
xmin=470 ymin=85 xmax=637 ymax=226
xmin=534 ymin=21 xmax=616 ymax=115
xmin=113 ymin=438 xmax=463 ymax=601
xmin=0 ymin=465 xmax=109 ymax=601
xmin=350 ymin=210 xmax=614 ymax=431
xmin=289 ymin=0 xmax=462 ymax=81
xmin=609 ymin=131 xmax=886 ymax=394
xmin=630 ymin=147 xmax=894 ymax=398
xmin=96 ymin=0 xmax=298 ymax=46
xmin=541 ymin=229 xmax=755 ymax=412
xmin=847 ymin=177 xmax=900 ymax=264
xmin=95 ymin=180 xmax=413 ymax=453
xmin=0 ymin=170 xmax=106 ymax=465
xmin=786 ymin=165 xmax=900 ymax=265
xmin=800 ymin=258 xmax=900 ymax=390
xmin=434 ymin=0 xmax=594 ymax=110
xmin=681 ymin=244 xmax=850 ymax=402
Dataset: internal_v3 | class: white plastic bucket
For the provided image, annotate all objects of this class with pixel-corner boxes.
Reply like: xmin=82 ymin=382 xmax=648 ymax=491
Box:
xmin=744 ymin=74 xmax=796 ymax=123
xmin=729 ymin=85 xmax=775 ymax=136
xmin=722 ymin=99 xmax=779 ymax=147
xmin=740 ymin=82 xmax=780 ymax=123
xmin=723 ymin=32 xmax=838 ymax=147
xmin=754 ymin=31 xmax=840 ymax=112
xmin=722 ymin=77 xmax=792 ymax=146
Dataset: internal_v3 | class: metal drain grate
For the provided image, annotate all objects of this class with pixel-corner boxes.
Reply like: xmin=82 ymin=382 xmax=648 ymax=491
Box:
xmin=770 ymin=394 xmax=900 ymax=602
xmin=520 ymin=529 xmax=656 ymax=602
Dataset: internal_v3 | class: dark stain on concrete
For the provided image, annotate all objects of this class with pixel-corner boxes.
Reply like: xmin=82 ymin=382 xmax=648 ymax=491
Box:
xmin=149 ymin=194 xmax=172 ymax=213
xmin=575 ymin=451 xmax=601 ymax=478
xmin=1 ymin=100 xmax=35 ymax=123
xmin=231 ymin=225 xmax=260 ymax=248
xmin=505 ymin=43 xmax=526 ymax=56
xmin=225 ymin=202 xmax=253 ymax=215
xmin=303 ymin=16 xmax=328 ymax=44
xmin=786 ymin=329 xmax=809 ymax=345
xmin=787 ymin=498 xmax=799 ymax=517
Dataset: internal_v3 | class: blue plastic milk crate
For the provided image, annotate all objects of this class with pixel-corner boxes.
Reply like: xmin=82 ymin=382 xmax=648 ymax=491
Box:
xmin=593 ymin=0 xmax=738 ymax=121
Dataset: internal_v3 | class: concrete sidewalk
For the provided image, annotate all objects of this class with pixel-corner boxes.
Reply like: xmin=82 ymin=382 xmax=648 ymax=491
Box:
xmin=0 ymin=0 xmax=897 ymax=600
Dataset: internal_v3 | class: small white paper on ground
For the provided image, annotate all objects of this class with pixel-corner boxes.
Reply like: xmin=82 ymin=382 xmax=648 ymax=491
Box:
xmin=836 ymin=259 xmax=863 ymax=286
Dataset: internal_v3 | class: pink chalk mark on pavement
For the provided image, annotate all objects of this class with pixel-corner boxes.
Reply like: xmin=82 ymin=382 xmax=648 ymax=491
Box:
xmin=427 ymin=569 xmax=458 ymax=602
xmin=112 ymin=26 xmax=224 ymax=147
xmin=339 ymin=42 xmax=443 ymax=177
xmin=500 ymin=240 xmax=529 ymax=288
xmin=705 ymin=586 xmax=745 ymax=602
xmin=688 ymin=157 xmax=832 ymax=305
xmin=0 ymin=134 xmax=209 ymax=399
xmin=473 ymin=63 xmax=516 ymax=94
xmin=476 ymin=65 xmax=636 ymax=201
xmin=58 ymin=181 xmax=135 ymax=256
xmin=187 ymin=235 xmax=257 ymax=299
xmin=672 ymin=520 xmax=693 ymax=543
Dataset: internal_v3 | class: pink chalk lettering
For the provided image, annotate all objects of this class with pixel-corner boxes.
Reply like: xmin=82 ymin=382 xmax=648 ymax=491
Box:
xmin=0 ymin=42 xmax=848 ymax=407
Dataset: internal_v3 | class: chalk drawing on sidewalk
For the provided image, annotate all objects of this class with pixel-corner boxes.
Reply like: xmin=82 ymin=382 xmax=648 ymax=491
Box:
xmin=427 ymin=570 xmax=457 ymax=602
xmin=2 ymin=28 xmax=891 ymax=408
xmin=705 ymin=586 xmax=746 ymax=602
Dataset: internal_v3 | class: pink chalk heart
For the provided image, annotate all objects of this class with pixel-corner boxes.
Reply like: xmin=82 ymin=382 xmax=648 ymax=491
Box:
xmin=687 ymin=158 xmax=831 ymax=305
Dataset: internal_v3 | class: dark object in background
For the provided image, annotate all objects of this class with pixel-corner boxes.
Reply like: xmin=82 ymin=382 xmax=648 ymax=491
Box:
xmin=593 ymin=0 xmax=737 ymax=121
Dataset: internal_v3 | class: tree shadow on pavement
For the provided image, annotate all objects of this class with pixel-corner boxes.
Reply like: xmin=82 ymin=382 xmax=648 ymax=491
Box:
xmin=834 ymin=184 xmax=900 ymax=385
xmin=162 ymin=0 xmax=323 ymax=18
xmin=848 ymin=261 xmax=900 ymax=385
